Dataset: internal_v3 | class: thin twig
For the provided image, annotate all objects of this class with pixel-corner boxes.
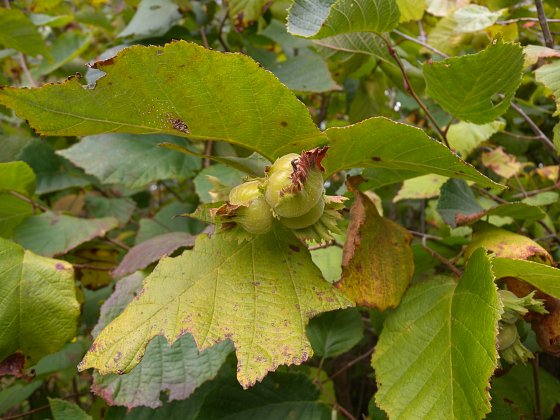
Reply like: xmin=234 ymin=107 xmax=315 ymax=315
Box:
xmin=382 ymin=35 xmax=450 ymax=148
xmin=497 ymin=17 xmax=560 ymax=24
xmin=510 ymin=181 xmax=560 ymax=198
xmin=421 ymin=237 xmax=462 ymax=277
xmin=334 ymin=403 xmax=357 ymax=420
xmin=72 ymin=263 xmax=116 ymax=271
xmin=393 ymin=30 xmax=448 ymax=58
xmin=199 ymin=27 xmax=210 ymax=49
xmin=217 ymin=11 xmax=230 ymax=52
xmin=308 ymin=240 xmax=343 ymax=250
xmin=19 ymin=54 xmax=37 ymax=87
xmin=409 ymin=230 xmax=443 ymax=241
xmin=104 ymin=236 xmax=130 ymax=251
xmin=502 ymin=130 xmax=541 ymax=140
xmin=204 ymin=140 xmax=213 ymax=168
xmin=535 ymin=0 xmax=555 ymax=48
xmin=329 ymin=347 xmax=375 ymax=380
xmin=510 ymin=102 xmax=558 ymax=155
xmin=532 ymin=354 xmax=542 ymax=420
xmin=9 ymin=191 xmax=49 ymax=212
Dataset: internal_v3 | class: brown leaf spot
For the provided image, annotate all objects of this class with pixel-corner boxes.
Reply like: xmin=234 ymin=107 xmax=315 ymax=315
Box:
xmin=371 ymin=156 xmax=381 ymax=161
xmin=280 ymin=121 xmax=288 ymax=127
xmin=289 ymin=244 xmax=300 ymax=252
xmin=0 ymin=353 xmax=26 ymax=377
xmin=55 ymin=263 xmax=66 ymax=270
xmin=168 ymin=117 xmax=190 ymax=134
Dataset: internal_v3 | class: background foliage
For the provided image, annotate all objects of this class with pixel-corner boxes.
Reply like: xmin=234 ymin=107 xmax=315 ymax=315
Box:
xmin=1 ymin=0 xmax=560 ymax=419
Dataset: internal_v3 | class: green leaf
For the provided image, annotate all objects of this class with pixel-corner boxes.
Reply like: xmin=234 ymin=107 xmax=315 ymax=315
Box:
xmin=0 ymin=195 xmax=33 ymax=238
xmin=0 ymin=41 xmax=324 ymax=161
xmin=14 ymin=211 xmax=119 ymax=257
xmin=268 ymin=51 xmax=339 ymax=93
xmin=48 ymin=398 xmax=92 ymax=420
xmin=84 ymin=196 xmax=136 ymax=226
xmin=306 ymin=308 xmax=364 ymax=357
xmin=437 ymin=179 xmax=483 ymax=227
xmin=287 ymin=0 xmax=400 ymax=39
xmin=310 ymin=245 xmax=342 ymax=283
xmin=0 ymin=380 xmax=43 ymax=416
xmin=58 ymin=134 xmax=201 ymax=189
xmin=118 ymin=0 xmax=181 ymax=39
xmin=0 ymin=238 xmax=79 ymax=364
xmin=34 ymin=31 xmax=92 ymax=76
xmin=136 ymin=201 xmax=202 ymax=244
xmin=490 ymin=364 xmax=560 ymax=420
xmin=323 ymin=117 xmax=502 ymax=189
xmin=336 ymin=190 xmax=414 ymax=310
xmin=194 ymin=164 xmax=245 ymax=203
xmin=447 ymin=120 xmax=505 ymax=157
xmin=79 ymin=227 xmax=352 ymax=388
xmin=92 ymin=273 xmax=231 ymax=408
xmin=196 ymin=370 xmax=331 ymax=419
xmin=19 ymin=140 xmax=90 ymax=194
xmin=535 ymin=60 xmax=560 ymax=116
xmin=522 ymin=191 xmax=559 ymax=206
xmin=313 ymin=32 xmax=391 ymax=63
xmin=113 ymin=232 xmax=196 ymax=278
xmin=452 ymin=5 xmax=502 ymax=33
xmin=0 ymin=8 xmax=48 ymax=57
xmin=397 ymin=0 xmax=426 ymax=22
xmin=424 ymin=38 xmax=523 ymax=124
xmin=492 ymin=258 xmax=560 ymax=299
xmin=373 ymin=249 xmax=502 ymax=419
xmin=0 ymin=161 xmax=36 ymax=196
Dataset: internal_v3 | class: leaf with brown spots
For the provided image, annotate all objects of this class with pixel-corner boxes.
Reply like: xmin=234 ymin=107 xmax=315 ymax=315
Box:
xmin=79 ymin=226 xmax=352 ymax=388
xmin=0 ymin=41 xmax=324 ymax=161
xmin=336 ymin=190 xmax=414 ymax=310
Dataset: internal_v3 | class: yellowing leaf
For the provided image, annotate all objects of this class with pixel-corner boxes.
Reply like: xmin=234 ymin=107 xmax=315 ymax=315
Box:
xmin=337 ymin=191 xmax=413 ymax=310
xmin=0 ymin=238 xmax=79 ymax=364
xmin=394 ymin=174 xmax=448 ymax=202
xmin=535 ymin=60 xmax=560 ymax=116
xmin=465 ymin=224 xmax=553 ymax=264
xmin=481 ymin=147 xmax=523 ymax=179
xmin=79 ymin=228 xmax=352 ymax=388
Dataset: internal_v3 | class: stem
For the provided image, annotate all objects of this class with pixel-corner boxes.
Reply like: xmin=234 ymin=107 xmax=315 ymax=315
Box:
xmin=72 ymin=263 xmax=116 ymax=271
xmin=393 ymin=30 xmax=448 ymax=58
xmin=19 ymin=54 xmax=37 ymax=87
xmin=329 ymin=347 xmax=375 ymax=380
xmin=535 ymin=0 xmax=555 ymax=49
xmin=498 ymin=17 xmax=560 ymax=24
xmin=532 ymin=354 xmax=542 ymax=420
xmin=421 ymin=237 xmax=462 ymax=277
xmin=510 ymin=102 xmax=558 ymax=155
xmin=204 ymin=140 xmax=213 ymax=168
xmin=217 ymin=11 xmax=230 ymax=52
xmin=199 ymin=27 xmax=210 ymax=49
xmin=9 ymin=191 xmax=48 ymax=212
xmin=334 ymin=403 xmax=357 ymax=420
xmin=409 ymin=230 xmax=443 ymax=241
xmin=382 ymin=35 xmax=450 ymax=148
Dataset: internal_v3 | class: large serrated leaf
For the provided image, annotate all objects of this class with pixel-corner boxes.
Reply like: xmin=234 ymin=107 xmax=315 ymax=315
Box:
xmin=323 ymin=117 xmax=502 ymax=189
xmin=424 ymin=38 xmax=523 ymax=124
xmin=372 ymin=248 xmax=502 ymax=419
xmin=287 ymin=0 xmax=400 ymax=39
xmin=79 ymin=227 xmax=353 ymax=388
xmin=0 ymin=238 xmax=80 ymax=364
xmin=0 ymin=41 xmax=324 ymax=161
xmin=92 ymin=273 xmax=231 ymax=408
